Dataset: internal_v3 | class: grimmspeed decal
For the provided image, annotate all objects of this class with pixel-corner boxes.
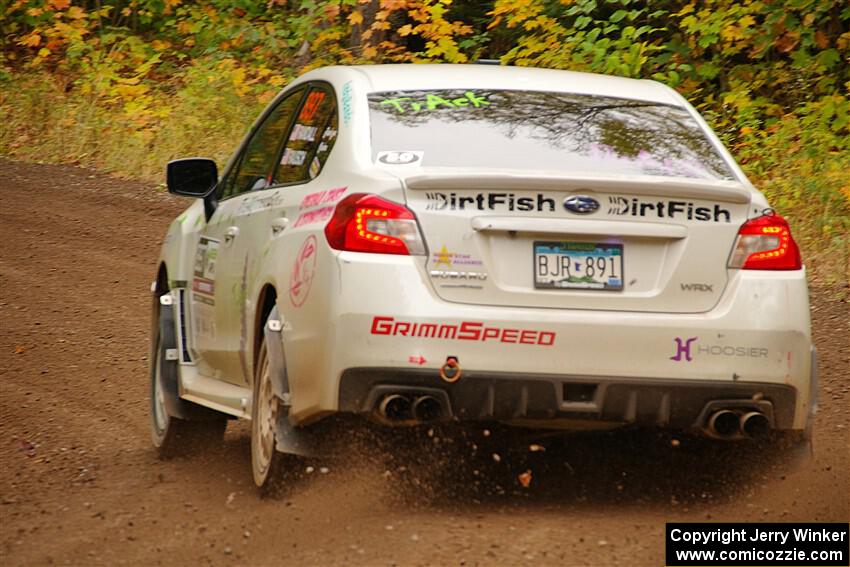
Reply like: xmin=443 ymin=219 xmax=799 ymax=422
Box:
xmin=370 ymin=316 xmax=556 ymax=346
xmin=608 ymin=196 xmax=731 ymax=222
xmin=425 ymin=192 xmax=556 ymax=212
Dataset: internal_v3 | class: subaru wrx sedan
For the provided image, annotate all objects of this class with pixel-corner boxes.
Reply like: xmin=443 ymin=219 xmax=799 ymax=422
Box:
xmin=151 ymin=64 xmax=815 ymax=493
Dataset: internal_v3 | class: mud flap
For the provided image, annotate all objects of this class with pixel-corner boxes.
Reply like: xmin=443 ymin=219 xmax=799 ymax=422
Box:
xmin=263 ymin=306 xmax=291 ymax=403
xmin=274 ymin=415 xmax=324 ymax=457
xmin=786 ymin=346 xmax=818 ymax=466
xmin=264 ymin=307 xmax=323 ymax=457
xmin=806 ymin=346 xmax=818 ymax=443
xmin=771 ymin=346 xmax=817 ymax=472
xmin=158 ymin=295 xmax=222 ymax=421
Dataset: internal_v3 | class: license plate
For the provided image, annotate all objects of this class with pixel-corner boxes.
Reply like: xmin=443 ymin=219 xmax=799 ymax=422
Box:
xmin=533 ymin=242 xmax=624 ymax=291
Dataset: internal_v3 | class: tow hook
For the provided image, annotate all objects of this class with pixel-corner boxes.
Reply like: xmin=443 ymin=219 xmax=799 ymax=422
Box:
xmin=439 ymin=356 xmax=462 ymax=383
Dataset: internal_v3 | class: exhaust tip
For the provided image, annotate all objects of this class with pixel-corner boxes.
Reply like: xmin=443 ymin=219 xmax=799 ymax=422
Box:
xmin=413 ymin=396 xmax=443 ymax=422
xmin=708 ymin=409 xmax=740 ymax=438
xmin=741 ymin=411 xmax=770 ymax=439
xmin=378 ymin=394 xmax=412 ymax=421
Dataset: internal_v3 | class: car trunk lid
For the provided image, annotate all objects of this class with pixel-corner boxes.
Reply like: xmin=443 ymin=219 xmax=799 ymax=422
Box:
xmin=401 ymin=170 xmax=752 ymax=313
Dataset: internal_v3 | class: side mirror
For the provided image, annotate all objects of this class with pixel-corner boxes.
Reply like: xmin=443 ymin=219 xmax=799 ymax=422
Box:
xmin=166 ymin=158 xmax=218 ymax=198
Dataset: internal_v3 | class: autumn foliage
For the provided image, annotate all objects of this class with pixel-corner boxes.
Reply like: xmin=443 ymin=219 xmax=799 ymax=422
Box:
xmin=1 ymin=0 xmax=848 ymax=281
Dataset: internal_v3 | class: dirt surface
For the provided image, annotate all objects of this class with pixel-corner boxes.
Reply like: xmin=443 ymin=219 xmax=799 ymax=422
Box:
xmin=1 ymin=158 xmax=848 ymax=567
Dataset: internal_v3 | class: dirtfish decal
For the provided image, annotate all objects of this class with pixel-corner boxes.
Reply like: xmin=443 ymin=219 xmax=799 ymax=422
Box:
xmin=608 ymin=196 xmax=731 ymax=223
xmin=425 ymin=192 xmax=555 ymax=212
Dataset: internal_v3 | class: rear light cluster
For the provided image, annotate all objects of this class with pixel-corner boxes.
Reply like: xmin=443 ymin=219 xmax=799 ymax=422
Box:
xmin=729 ymin=213 xmax=802 ymax=270
xmin=324 ymin=193 xmax=426 ymax=255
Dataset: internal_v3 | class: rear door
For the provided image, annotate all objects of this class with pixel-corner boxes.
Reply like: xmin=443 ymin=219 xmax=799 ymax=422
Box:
xmin=191 ymin=86 xmax=306 ymax=383
xmin=368 ymin=89 xmax=752 ymax=314
xmin=219 ymin=83 xmax=341 ymax=384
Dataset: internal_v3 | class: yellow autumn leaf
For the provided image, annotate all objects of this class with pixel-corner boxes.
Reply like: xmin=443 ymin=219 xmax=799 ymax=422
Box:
xmin=113 ymin=84 xmax=147 ymax=97
xmin=66 ymin=6 xmax=85 ymax=19
xmin=381 ymin=0 xmax=409 ymax=9
xmin=397 ymin=23 xmax=413 ymax=36
xmin=738 ymin=14 xmax=755 ymax=29
xmin=20 ymin=33 xmax=41 ymax=47
xmin=676 ymin=3 xmax=695 ymax=16
xmin=348 ymin=10 xmax=364 ymax=25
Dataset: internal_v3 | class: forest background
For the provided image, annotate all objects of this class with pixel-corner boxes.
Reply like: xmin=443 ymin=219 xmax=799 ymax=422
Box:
xmin=1 ymin=0 xmax=848 ymax=283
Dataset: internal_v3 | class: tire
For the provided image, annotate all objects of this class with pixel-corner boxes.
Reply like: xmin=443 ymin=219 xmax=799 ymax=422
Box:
xmin=251 ymin=330 xmax=291 ymax=496
xmin=150 ymin=313 xmax=227 ymax=459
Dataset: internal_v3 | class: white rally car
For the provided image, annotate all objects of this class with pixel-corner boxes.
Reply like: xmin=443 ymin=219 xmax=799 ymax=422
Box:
xmin=151 ymin=64 xmax=815 ymax=493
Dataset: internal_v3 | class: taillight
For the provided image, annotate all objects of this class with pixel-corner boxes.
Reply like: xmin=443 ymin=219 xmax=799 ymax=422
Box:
xmin=324 ymin=193 xmax=426 ymax=255
xmin=728 ymin=213 xmax=802 ymax=270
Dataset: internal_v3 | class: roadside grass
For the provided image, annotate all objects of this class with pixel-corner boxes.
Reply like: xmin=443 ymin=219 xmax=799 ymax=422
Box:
xmin=1 ymin=71 xmax=848 ymax=286
xmin=1 ymin=70 xmax=263 ymax=180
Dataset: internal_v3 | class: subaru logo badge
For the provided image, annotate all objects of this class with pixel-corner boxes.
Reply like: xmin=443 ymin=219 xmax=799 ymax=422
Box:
xmin=563 ymin=195 xmax=600 ymax=215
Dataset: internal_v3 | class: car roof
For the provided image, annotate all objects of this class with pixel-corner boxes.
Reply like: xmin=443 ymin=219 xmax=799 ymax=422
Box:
xmin=319 ymin=64 xmax=681 ymax=106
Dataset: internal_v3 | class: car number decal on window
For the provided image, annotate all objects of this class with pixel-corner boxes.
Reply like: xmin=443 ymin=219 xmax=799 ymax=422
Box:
xmin=299 ymin=90 xmax=327 ymax=121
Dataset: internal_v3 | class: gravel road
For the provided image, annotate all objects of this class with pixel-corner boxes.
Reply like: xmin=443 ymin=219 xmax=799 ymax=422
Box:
xmin=1 ymin=159 xmax=848 ymax=566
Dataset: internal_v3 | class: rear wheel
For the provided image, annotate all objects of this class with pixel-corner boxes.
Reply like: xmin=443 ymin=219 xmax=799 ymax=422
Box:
xmin=251 ymin=328 xmax=291 ymax=496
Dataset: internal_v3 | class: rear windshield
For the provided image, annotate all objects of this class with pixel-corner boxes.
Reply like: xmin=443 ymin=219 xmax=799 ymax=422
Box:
xmin=368 ymin=89 xmax=735 ymax=181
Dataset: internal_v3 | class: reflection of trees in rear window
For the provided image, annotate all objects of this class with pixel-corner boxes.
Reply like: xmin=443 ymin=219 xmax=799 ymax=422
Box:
xmin=368 ymin=90 xmax=734 ymax=180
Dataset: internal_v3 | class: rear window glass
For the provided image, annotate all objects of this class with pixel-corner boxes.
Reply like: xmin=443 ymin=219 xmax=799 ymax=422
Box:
xmin=368 ymin=89 xmax=734 ymax=181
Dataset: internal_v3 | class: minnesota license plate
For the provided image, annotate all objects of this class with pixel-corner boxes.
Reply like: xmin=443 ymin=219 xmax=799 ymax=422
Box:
xmin=533 ymin=242 xmax=624 ymax=291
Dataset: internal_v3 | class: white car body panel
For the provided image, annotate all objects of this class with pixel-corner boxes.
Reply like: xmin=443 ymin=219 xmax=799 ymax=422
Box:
xmin=155 ymin=64 xmax=812 ymax=436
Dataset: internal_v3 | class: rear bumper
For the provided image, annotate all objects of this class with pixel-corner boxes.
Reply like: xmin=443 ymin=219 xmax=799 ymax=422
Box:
xmin=338 ymin=368 xmax=798 ymax=430
xmin=281 ymin=253 xmax=813 ymax=431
